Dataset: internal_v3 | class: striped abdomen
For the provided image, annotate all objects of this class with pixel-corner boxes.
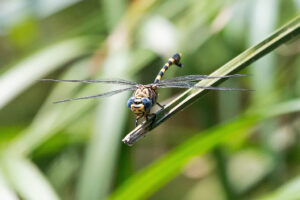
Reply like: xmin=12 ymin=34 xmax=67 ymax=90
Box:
xmin=154 ymin=53 xmax=183 ymax=83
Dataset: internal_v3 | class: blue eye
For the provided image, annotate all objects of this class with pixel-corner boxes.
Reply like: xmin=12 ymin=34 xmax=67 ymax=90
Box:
xmin=127 ymin=97 xmax=135 ymax=108
xmin=142 ymin=98 xmax=152 ymax=110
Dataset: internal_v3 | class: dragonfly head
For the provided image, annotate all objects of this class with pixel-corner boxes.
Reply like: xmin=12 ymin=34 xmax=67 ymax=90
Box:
xmin=127 ymin=97 xmax=152 ymax=117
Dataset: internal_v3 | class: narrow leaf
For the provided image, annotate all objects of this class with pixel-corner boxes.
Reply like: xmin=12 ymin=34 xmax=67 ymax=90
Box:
xmin=256 ymin=176 xmax=300 ymax=200
xmin=0 ymin=37 xmax=91 ymax=109
xmin=2 ymin=155 xmax=59 ymax=200
xmin=0 ymin=167 xmax=18 ymax=200
xmin=111 ymin=98 xmax=300 ymax=200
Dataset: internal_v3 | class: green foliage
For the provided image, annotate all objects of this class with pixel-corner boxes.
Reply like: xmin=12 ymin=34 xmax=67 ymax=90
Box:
xmin=112 ymin=98 xmax=300 ymax=199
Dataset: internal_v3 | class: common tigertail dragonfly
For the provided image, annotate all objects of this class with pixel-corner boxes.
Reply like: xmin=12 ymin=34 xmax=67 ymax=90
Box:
xmin=41 ymin=53 xmax=249 ymax=126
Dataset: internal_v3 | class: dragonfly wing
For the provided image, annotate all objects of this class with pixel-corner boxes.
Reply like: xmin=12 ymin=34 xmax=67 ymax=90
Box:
xmin=53 ymin=87 xmax=137 ymax=104
xmin=158 ymin=83 xmax=252 ymax=91
xmin=158 ymin=74 xmax=249 ymax=84
xmin=40 ymin=78 xmax=138 ymax=86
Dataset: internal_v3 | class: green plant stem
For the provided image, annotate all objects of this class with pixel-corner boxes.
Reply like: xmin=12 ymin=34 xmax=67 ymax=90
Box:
xmin=214 ymin=148 xmax=237 ymax=200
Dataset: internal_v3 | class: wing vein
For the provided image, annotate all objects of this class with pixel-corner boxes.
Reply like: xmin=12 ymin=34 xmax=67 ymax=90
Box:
xmin=40 ymin=78 xmax=138 ymax=86
xmin=158 ymin=74 xmax=249 ymax=84
xmin=158 ymin=84 xmax=252 ymax=91
xmin=53 ymin=87 xmax=137 ymax=104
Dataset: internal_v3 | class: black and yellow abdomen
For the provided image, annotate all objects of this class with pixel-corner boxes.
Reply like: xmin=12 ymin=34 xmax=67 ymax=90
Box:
xmin=154 ymin=53 xmax=183 ymax=83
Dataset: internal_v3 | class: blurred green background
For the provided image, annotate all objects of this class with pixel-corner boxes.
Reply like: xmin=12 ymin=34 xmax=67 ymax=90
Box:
xmin=0 ymin=0 xmax=300 ymax=200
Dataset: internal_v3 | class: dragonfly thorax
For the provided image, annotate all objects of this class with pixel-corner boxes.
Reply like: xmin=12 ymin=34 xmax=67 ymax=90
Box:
xmin=127 ymin=86 xmax=157 ymax=118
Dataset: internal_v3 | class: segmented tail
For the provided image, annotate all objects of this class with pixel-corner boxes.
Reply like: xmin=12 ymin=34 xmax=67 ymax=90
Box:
xmin=154 ymin=53 xmax=183 ymax=83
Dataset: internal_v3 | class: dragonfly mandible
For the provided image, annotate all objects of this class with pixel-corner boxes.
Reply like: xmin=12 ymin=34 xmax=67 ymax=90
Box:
xmin=40 ymin=53 xmax=249 ymax=126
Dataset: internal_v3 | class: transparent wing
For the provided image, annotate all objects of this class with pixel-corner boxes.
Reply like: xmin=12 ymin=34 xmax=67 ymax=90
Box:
xmin=40 ymin=78 xmax=138 ymax=86
xmin=158 ymin=74 xmax=249 ymax=84
xmin=53 ymin=87 xmax=137 ymax=104
xmin=157 ymin=82 xmax=252 ymax=91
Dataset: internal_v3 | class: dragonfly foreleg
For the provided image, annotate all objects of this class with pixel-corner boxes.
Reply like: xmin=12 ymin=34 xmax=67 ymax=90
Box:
xmin=135 ymin=117 xmax=142 ymax=127
xmin=156 ymin=102 xmax=164 ymax=109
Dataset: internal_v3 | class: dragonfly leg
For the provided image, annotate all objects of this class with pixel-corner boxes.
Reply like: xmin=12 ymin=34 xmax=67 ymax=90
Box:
xmin=156 ymin=102 xmax=164 ymax=109
xmin=135 ymin=117 xmax=142 ymax=127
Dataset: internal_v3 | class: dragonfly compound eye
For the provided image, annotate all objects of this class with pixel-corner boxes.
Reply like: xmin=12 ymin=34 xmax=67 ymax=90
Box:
xmin=127 ymin=97 xmax=135 ymax=108
xmin=141 ymin=98 xmax=152 ymax=111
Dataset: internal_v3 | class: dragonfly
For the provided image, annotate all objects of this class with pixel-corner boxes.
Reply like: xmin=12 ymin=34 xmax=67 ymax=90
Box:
xmin=41 ymin=53 xmax=249 ymax=126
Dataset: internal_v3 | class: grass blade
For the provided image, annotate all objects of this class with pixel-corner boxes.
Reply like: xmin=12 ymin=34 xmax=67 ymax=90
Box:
xmin=75 ymin=52 xmax=132 ymax=200
xmin=122 ymin=15 xmax=300 ymax=146
xmin=1 ymin=155 xmax=59 ymax=200
xmin=0 ymin=167 xmax=18 ymax=200
xmin=0 ymin=37 xmax=91 ymax=109
xmin=256 ymin=176 xmax=300 ymax=200
xmin=112 ymin=98 xmax=300 ymax=200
